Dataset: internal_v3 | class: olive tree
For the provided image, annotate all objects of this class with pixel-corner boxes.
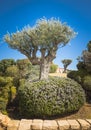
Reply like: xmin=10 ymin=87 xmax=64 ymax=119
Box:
xmin=4 ymin=18 xmax=75 ymax=80
xmin=62 ymin=59 xmax=72 ymax=73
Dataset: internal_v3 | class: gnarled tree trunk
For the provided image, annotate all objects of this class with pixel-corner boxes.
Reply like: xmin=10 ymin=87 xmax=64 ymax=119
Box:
xmin=63 ymin=65 xmax=67 ymax=73
xmin=39 ymin=59 xmax=50 ymax=80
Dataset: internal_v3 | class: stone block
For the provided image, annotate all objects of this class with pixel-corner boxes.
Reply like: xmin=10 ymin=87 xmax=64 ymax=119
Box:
xmin=0 ymin=113 xmax=3 ymax=122
xmin=77 ymin=119 xmax=91 ymax=130
xmin=7 ymin=120 xmax=20 ymax=130
xmin=1 ymin=115 xmax=11 ymax=127
xmin=32 ymin=119 xmax=43 ymax=123
xmin=43 ymin=120 xmax=58 ymax=130
xmin=18 ymin=119 xmax=32 ymax=130
xmin=31 ymin=123 xmax=42 ymax=130
xmin=31 ymin=119 xmax=43 ymax=130
xmin=67 ymin=119 xmax=80 ymax=130
xmin=57 ymin=120 xmax=70 ymax=130
xmin=86 ymin=119 xmax=91 ymax=125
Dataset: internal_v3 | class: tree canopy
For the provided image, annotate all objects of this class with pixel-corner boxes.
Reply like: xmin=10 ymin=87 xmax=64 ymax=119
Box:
xmin=62 ymin=59 xmax=72 ymax=72
xmin=4 ymin=17 xmax=76 ymax=79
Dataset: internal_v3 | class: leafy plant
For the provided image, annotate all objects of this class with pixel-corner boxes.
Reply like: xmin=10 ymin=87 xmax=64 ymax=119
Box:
xmin=4 ymin=17 xmax=75 ymax=80
xmin=83 ymin=75 xmax=91 ymax=91
xmin=49 ymin=63 xmax=58 ymax=73
xmin=18 ymin=77 xmax=85 ymax=118
xmin=61 ymin=59 xmax=72 ymax=73
xmin=0 ymin=76 xmax=16 ymax=113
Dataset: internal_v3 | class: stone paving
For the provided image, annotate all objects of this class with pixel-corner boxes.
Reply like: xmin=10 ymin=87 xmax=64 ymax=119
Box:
xmin=0 ymin=113 xmax=91 ymax=130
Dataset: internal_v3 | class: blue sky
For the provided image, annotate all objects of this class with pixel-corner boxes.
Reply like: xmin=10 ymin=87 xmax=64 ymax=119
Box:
xmin=0 ymin=0 xmax=91 ymax=70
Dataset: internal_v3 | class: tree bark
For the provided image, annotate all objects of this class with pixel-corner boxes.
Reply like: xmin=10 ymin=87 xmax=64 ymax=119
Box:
xmin=63 ymin=65 xmax=67 ymax=73
xmin=39 ymin=59 xmax=50 ymax=80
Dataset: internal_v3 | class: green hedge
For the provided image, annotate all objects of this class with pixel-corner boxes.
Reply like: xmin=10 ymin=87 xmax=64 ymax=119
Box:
xmin=83 ymin=75 xmax=91 ymax=91
xmin=67 ymin=70 xmax=91 ymax=101
xmin=82 ymin=75 xmax=91 ymax=101
xmin=0 ymin=76 xmax=17 ymax=113
xmin=67 ymin=70 xmax=88 ymax=83
xmin=67 ymin=71 xmax=81 ymax=83
xmin=18 ymin=77 xmax=85 ymax=118
xmin=0 ymin=98 xmax=8 ymax=114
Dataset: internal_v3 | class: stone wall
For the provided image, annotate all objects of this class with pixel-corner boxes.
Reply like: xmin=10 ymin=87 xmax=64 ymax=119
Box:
xmin=0 ymin=113 xmax=91 ymax=130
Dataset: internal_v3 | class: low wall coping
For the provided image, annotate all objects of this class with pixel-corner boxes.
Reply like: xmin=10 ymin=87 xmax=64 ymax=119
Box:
xmin=0 ymin=113 xmax=91 ymax=130
xmin=4 ymin=119 xmax=91 ymax=130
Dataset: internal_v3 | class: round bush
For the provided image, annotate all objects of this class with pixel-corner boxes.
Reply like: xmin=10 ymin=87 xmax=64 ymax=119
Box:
xmin=18 ymin=77 xmax=85 ymax=118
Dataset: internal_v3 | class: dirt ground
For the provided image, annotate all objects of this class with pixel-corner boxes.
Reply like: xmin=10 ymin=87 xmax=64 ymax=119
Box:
xmin=56 ymin=103 xmax=91 ymax=120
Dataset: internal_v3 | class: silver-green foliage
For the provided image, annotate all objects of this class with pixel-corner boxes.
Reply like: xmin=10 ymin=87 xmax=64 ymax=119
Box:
xmin=18 ymin=77 xmax=85 ymax=118
xmin=61 ymin=59 xmax=72 ymax=72
xmin=4 ymin=18 xmax=76 ymax=79
xmin=4 ymin=18 xmax=75 ymax=60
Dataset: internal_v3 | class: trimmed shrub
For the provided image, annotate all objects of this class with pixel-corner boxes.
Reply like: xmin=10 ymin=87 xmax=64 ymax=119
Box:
xmin=67 ymin=70 xmax=88 ymax=84
xmin=10 ymin=86 xmax=17 ymax=101
xmin=0 ymin=77 xmax=13 ymax=98
xmin=83 ymin=75 xmax=91 ymax=91
xmin=77 ymin=62 xmax=86 ymax=71
xmin=67 ymin=71 xmax=82 ymax=83
xmin=18 ymin=77 xmax=85 ymax=118
xmin=0 ymin=76 xmax=16 ymax=112
xmin=82 ymin=75 xmax=91 ymax=101
xmin=49 ymin=64 xmax=58 ymax=73
xmin=6 ymin=66 xmax=19 ymax=77
xmin=0 ymin=98 xmax=8 ymax=114
xmin=28 ymin=65 xmax=40 ymax=81
xmin=0 ymin=76 xmax=8 ymax=86
xmin=0 ymin=59 xmax=15 ymax=76
xmin=68 ymin=71 xmax=91 ymax=102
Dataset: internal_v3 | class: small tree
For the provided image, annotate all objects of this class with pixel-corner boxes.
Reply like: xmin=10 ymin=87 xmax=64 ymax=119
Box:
xmin=62 ymin=59 xmax=72 ymax=73
xmin=4 ymin=18 xmax=75 ymax=80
